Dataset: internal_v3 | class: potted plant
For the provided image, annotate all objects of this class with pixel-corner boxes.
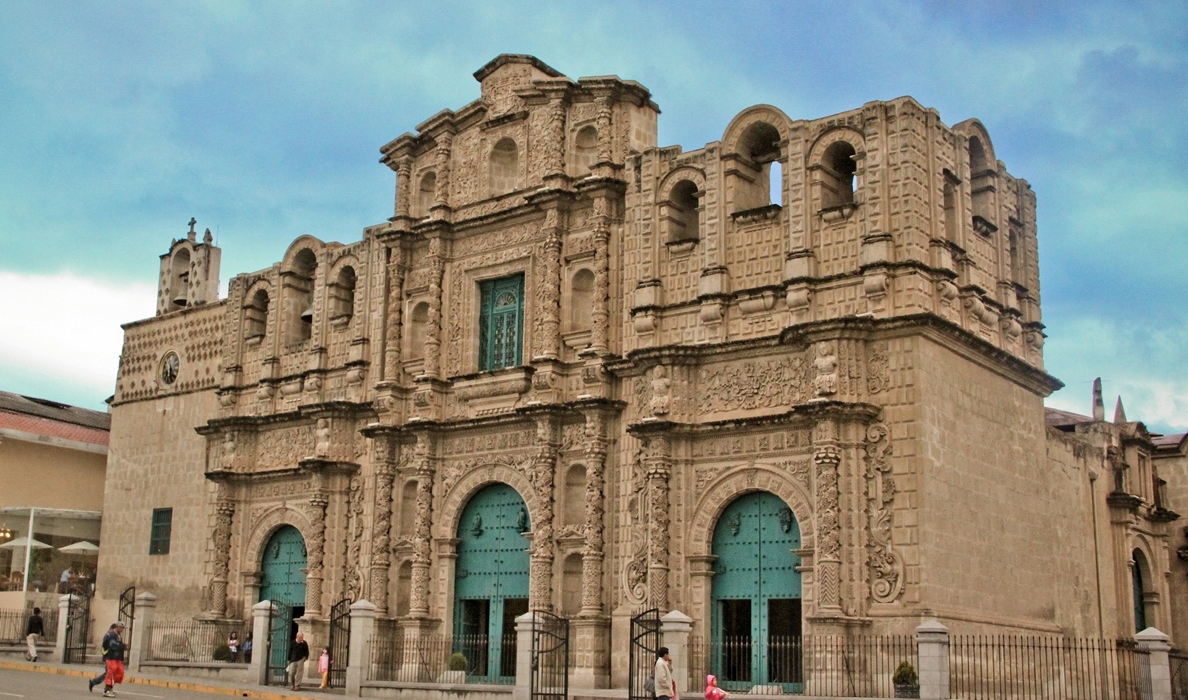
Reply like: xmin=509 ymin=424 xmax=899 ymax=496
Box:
xmin=439 ymin=652 xmax=468 ymax=683
xmin=893 ymin=660 xmax=919 ymax=698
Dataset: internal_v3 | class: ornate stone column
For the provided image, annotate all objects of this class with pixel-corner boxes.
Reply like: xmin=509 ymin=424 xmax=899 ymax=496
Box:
xmin=382 ymin=236 xmax=408 ymax=382
xmin=305 ymin=486 xmax=328 ymax=617
xmin=369 ymin=437 xmax=397 ymax=615
xmin=643 ymin=433 xmax=671 ymax=610
xmin=581 ymin=408 xmax=608 ymax=614
xmin=528 ymin=415 xmax=558 ymax=611
xmin=394 ymin=157 xmax=412 ymax=219
xmin=432 ymin=131 xmax=452 ymax=210
xmin=421 ymin=234 xmax=445 ymax=379
xmin=590 ymin=195 xmax=612 ymax=354
xmin=536 ymin=207 xmax=563 ymax=360
xmin=543 ymin=97 xmax=568 ymax=184
xmin=813 ymin=418 xmax=843 ymax=616
xmin=209 ymin=487 xmax=235 ymax=619
xmin=595 ymin=96 xmax=613 ymax=166
xmin=408 ymin=434 xmax=435 ymax=617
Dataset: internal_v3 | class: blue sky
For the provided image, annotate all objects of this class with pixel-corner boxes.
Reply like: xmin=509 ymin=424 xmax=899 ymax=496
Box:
xmin=1 ymin=1 xmax=1185 ymax=434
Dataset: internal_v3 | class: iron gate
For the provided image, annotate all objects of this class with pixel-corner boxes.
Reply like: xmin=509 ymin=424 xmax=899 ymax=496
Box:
xmin=530 ymin=610 xmax=569 ymax=700
xmin=63 ymin=592 xmax=92 ymax=664
xmin=118 ymin=586 xmax=135 ymax=660
xmin=327 ymin=598 xmax=351 ymax=689
xmin=265 ymin=601 xmax=293 ymax=686
xmin=629 ymin=608 xmax=662 ymax=700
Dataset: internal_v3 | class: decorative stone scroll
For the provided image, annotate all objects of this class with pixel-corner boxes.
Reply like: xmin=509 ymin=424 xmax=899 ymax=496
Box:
xmin=621 ymin=448 xmax=649 ymax=606
xmin=864 ymin=423 xmax=903 ymax=604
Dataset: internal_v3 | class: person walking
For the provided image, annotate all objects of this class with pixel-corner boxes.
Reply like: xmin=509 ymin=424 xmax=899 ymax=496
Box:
xmin=654 ymin=646 xmax=676 ymax=700
xmin=287 ymin=630 xmax=310 ymax=690
xmin=91 ymin=621 xmax=126 ymax=696
xmin=88 ymin=622 xmax=122 ymax=693
xmin=24 ymin=607 xmax=44 ymax=661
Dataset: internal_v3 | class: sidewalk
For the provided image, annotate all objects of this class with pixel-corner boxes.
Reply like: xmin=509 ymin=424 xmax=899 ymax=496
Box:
xmin=0 ymin=658 xmax=344 ymax=698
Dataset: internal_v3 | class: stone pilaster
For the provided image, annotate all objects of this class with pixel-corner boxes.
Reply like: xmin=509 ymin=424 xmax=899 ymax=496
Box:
xmin=394 ymin=158 xmax=412 ymax=219
xmin=543 ymin=97 xmax=568 ymax=185
xmin=305 ymin=486 xmax=328 ymax=618
xmin=209 ymin=490 xmax=235 ymax=618
xmin=595 ymin=96 xmax=613 ymax=167
xmin=382 ymin=236 xmax=408 ymax=381
xmin=536 ymin=207 xmax=563 ymax=360
xmin=581 ymin=407 xmax=609 ymax=614
xmin=432 ymin=131 xmax=452 ymax=210
xmin=643 ymin=433 xmax=671 ymax=610
xmin=421 ymin=234 xmax=445 ymax=379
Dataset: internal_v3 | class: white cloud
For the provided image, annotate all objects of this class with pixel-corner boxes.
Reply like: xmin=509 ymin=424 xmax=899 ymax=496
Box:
xmin=0 ymin=271 xmax=155 ymax=403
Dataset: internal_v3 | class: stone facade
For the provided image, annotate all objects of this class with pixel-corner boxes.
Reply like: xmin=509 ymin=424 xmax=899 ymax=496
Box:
xmin=98 ymin=54 xmax=1185 ymax=684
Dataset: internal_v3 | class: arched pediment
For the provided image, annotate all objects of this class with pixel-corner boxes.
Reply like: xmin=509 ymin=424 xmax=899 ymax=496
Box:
xmin=721 ymin=104 xmax=793 ymax=157
xmin=438 ymin=457 xmax=538 ymax=539
xmin=687 ymin=463 xmax=814 ymax=560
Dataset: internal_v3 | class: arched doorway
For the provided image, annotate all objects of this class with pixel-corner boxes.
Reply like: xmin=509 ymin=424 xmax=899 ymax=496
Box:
xmin=453 ymin=483 xmax=530 ymax=682
xmin=711 ymin=491 xmax=802 ymax=692
xmin=259 ymin=525 xmax=307 ymax=678
xmin=1132 ymin=548 xmax=1150 ymax=633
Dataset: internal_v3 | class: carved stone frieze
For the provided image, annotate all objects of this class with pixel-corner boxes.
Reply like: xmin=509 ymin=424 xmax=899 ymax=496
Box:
xmin=698 ymin=353 xmax=812 ymax=414
xmin=867 ymin=341 xmax=890 ymax=394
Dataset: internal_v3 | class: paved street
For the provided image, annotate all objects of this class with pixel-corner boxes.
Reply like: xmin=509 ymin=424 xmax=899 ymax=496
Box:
xmin=0 ymin=664 xmax=341 ymax=699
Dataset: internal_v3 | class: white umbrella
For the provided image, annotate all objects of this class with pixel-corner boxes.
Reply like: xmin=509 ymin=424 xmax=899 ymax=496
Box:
xmin=0 ymin=536 xmax=50 ymax=550
xmin=59 ymin=541 xmax=99 ymax=554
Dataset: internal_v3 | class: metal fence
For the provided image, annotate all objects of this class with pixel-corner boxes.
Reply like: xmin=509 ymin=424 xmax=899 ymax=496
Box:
xmin=366 ymin=632 xmax=516 ymax=685
xmin=688 ymin=634 xmax=916 ymax=697
xmin=1172 ymin=652 xmax=1188 ymax=700
xmin=949 ymin=636 xmax=1151 ymax=700
xmin=144 ymin=617 xmax=250 ymax=663
xmin=0 ymin=607 xmax=58 ymax=644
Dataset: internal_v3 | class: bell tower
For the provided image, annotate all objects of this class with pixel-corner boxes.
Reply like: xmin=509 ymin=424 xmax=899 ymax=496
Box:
xmin=156 ymin=217 xmax=222 ymax=316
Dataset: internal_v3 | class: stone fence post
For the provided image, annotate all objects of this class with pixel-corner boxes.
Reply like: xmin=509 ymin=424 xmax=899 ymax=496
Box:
xmin=661 ymin=610 xmax=693 ymax=695
xmin=513 ymin=610 xmax=537 ymax=700
xmin=250 ymin=600 xmax=274 ymax=685
xmin=128 ymin=591 xmax=156 ymax=672
xmin=1136 ymin=627 xmax=1173 ymax=700
xmin=917 ymin=619 xmax=949 ymax=700
xmin=54 ymin=594 xmax=74 ymax=663
xmin=345 ymin=600 xmax=376 ymax=696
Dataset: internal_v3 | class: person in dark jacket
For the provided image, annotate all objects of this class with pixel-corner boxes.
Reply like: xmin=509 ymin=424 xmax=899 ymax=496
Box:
xmin=24 ymin=607 xmax=44 ymax=661
xmin=87 ymin=621 xmax=125 ymax=697
xmin=287 ymin=631 xmax=310 ymax=690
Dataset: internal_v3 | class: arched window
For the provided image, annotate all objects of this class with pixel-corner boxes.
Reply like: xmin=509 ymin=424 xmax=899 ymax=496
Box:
xmin=666 ymin=179 xmax=700 ymax=244
xmin=569 ymin=270 xmax=594 ymax=333
xmin=244 ymin=289 xmax=269 ymax=343
xmin=734 ymin=122 xmax=782 ymax=211
xmin=416 ymin=172 xmax=436 ymax=218
xmin=820 ymin=141 xmax=857 ymax=209
xmin=573 ymin=126 xmax=598 ymax=175
xmin=170 ymin=248 xmax=191 ymax=310
xmin=1132 ymin=549 xmax=1151 ymax=633
xmin=330 ymin=266 xmax=356 ymax=325
xmin=969 ymin=136 xmax=995 ymax=232
xmin=408 ymin=301 xmax=429 ymax=359
xmin=285 ymin=249 xmax=317 ymax=344
xmin=490 ymin=138 xmax=519 ymax=196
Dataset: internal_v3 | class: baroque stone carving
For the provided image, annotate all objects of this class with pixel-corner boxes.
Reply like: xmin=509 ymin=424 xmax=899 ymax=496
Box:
xmin=867 ymin=341 xmax=889 ymax=394
xmin=865 ymin=423 xmax=904 ymax=603
xmin=343 ymin=477 xmax=365 ymax=602
xmin=699 ymin=354 xmax=812 ymax=413
xmin=814 ymin=341 xmax=838 ymax=397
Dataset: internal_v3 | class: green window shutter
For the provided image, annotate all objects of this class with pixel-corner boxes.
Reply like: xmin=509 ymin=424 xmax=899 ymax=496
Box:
xmin=479 ymin=275 xmax=523 ymax=371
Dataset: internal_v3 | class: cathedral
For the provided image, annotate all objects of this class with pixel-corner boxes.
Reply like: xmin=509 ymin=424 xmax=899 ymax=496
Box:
xmin=97 ymin=55 xmax=1186 ymax=688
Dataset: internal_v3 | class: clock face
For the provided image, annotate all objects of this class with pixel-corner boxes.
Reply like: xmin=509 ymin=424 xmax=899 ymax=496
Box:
xmin=160 ymin=351 xmax=180 ymax=385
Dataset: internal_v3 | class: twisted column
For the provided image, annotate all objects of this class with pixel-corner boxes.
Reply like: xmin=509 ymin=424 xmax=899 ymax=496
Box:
xmin=370 ymin=438 xmax=397 ymax=615
xmin=580 ymin=409 xmax=608 ymax=615
xmin=209 ymin=491 xmax=235 ymax=618
xmin=537 ymin=208 xmax=563 ymax=359
xmin=305 ymin=489 xmax=328 ymax=616
xmin=394 ymin=158 xmax=412 ymax=219
xmin=528 ymin=417 xmax=558 ymax=611
xmin=590 ymin=196 xmax=611 ymax=353
xmin=433 ymin=133 xmax=452 ymax=209
xmin=408 ymin=436 xmax=435 ymax=617
xmin=814 ymin=418 xmax=843 ymax=615
xmin=643 ymin=434 xmax=671 ymax=609
xmin=422 ymin=235 xmax=445 ymax=378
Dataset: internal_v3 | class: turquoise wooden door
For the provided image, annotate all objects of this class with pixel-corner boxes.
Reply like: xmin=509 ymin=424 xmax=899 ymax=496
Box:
xmin=453 ymin=483 xmax=530 ymax=681
xmin=259 ymin=525 xmax=307 ymax=682
xmin=711 ymin=492 xmax=802 ymax=691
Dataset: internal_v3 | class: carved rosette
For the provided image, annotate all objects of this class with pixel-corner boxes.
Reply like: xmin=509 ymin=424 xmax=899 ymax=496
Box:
xmin=209 ymin=497 xmax=235 ymax=617
xmin=370 ymin=445 xmax=396 ymax=614
xmin=590 ymin=195 xmax=611 ymax=353
xmin=408 ymin=438 xmax=435 ymax=617
xmin=814 ymin=440 xmax=842 ymax=614
xmin=423 ymin=236 xmax=445 ymax=378
xmin=383 ymin=240 xmax=408 ymax=380
xmin=642 ymin=434 xmax=671 ymax=609
xmin=864 ymin=423 xmax=903 ymax=604
xmin=581 ymin=410 xmax=608 ymax=613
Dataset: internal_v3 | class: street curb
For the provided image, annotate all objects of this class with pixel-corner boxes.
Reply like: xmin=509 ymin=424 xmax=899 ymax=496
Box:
xmin=0 ymin=661 xmax=300 ymax=698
